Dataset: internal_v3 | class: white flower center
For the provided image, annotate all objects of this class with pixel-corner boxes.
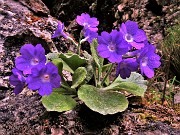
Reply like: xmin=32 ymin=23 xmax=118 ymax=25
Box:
xmin=125 ymin=34 xmax=133 ymax=42
xmin=108 ymin=43 xmax=116 ymax=52
xmin=31 ymin=58 xmax=39 ymax=65
xmin=142 ymin=57 xmax=148 ymax=66
xmin=83 ymin=22 xmax=90 ymax=28
xmin=42 ymin=74 xmax=50 ymax=82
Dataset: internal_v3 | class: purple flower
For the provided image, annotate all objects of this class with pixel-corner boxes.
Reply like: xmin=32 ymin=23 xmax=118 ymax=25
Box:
xmin=15 ymin=44 xmax=46 ymax=75
xmin=97 ymin=30 xmax=130 ymax=63
xmin=116 ymin=58 xmax=138 ymax=79
xmin=76 ymin=13 xmax=99 ymax=32
xmin=82 ymin=29 xmax=98 ymax=43
xmin=137 ymin=42 xmax=161 ymax=78
xmin=52 ymin=21 xmax=68 ymax=39
xmin=9 ymin=68 xmax=26 ymax=95
xmin=26 ymin=62 xmax=61 ymax=96
xmin=120 ymin=20 xmax=147 ymax=49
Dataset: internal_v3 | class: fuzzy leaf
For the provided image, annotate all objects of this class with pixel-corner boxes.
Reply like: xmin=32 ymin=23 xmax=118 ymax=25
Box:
xmin=102 ymin=63 xmax=112 ymax=86
xmin=78 ymin=85 xmax=128 ymax=115
xmin=41 ymin=91 xmax=76 ymax=112
xmin=46 ymin=52 xmax=59 ymax=60
xmin=102 ymin=63 xmax=112 ymax=72
xmin=53 ymin=87 xmax=76 ymax=95
xmin=103 ymin=72 xmax=147 ymax=96
xmin=120 ymin=72 xmax=148 ymax=91
xmin=85 ymin=62 xmax=94 ymax=83
xmin=59 ymin=53 xmax=87 ymax=73
xmin=90 ymin=39 xmax=104 ymax=68
xmin=71 ymin=67 xmax=87 ymax=89
xmin=52 ymin=59 xmax=63 ymax=75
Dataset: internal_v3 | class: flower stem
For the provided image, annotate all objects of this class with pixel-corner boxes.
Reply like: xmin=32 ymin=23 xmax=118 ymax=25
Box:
xmin=61 ymin=83 xmax=77 ymax=95
xmin=94 ymin=71 xmax=97 ymax=87
xmin=77 ymin=43 xmax=81 ymax=55
xmin=97 ymin=67 xmax=101 ymax=87
xmin=68 ymin=37 xmax=78 ymax=47
xmin=100 ymin=63 xmax=114 ymax=86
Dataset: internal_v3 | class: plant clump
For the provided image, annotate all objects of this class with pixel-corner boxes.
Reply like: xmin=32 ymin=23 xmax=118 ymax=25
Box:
xmin=9 ymin=13 xmax=161 ymax=115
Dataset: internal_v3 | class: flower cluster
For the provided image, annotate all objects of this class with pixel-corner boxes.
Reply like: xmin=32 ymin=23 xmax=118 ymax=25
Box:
xmin=10 ymin=13 xmax=161 ymax=97
xmin=76 ymin=13 xmax=99 ymax=32
xmin=76 ymin=13 xmax=99 ymax=43
xmin=97 ymin=20 xmax=161 ymax=79
xmin=9 ymin=12 xmax=162 ymax=115
xmin=9 ymin=44 xmax=61 ymax=96
xmin=52 ymin=13 xmax=161 ymax=79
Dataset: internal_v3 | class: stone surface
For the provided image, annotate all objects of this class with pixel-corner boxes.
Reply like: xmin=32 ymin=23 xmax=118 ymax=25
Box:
xmin=19 ymin=0 xmax=50 ymax=16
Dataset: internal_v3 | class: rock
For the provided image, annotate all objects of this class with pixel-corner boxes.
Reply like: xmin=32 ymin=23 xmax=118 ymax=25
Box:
xmin=117 ymin=4 xmax=125 ymax=12
xmin=139 ymin=130 xmax=168 ymax=135
xmin=0 ymin=0 xmax=58 ymax=52
xmin=44 ymin=0 xmax=95 ymax=23
xmin=19 ymin=0 xmax=50 ymax=16
xmin=156 ymin=0 xmax=171 ymax=6
xmin=174 ymin=91 xmax=180 ymax=104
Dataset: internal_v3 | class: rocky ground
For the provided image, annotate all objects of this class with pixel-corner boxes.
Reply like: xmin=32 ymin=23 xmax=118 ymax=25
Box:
xmin=0 ymin=0 xmax=180 ymax=134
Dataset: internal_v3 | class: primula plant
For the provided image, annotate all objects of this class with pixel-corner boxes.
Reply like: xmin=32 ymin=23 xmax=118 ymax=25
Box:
xmin=9 ymin=13 xmax=161 ymax=115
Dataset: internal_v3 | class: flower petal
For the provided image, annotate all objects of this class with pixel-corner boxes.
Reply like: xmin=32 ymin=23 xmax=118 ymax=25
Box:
xmin=148 ymin=55 xmax=161 ymax=68
xmin=131 ymin=41 xmax=145 ymax=49
xmin=27 ymin=77 xmax=41 ymax=90
xmin=13 ymin=83 xmax=24 ymax=95
xmin=108 ymin=53 xmax=122 ymax=63
xmin=100 ymin=31 xmax=111 ymax=44
xmin=15 ymin=56 xmax=31 ymax=73
xmin=125 ymin=20 xmax=138 ymax=35
xmin=88 ymin=17 xmax=99 ymax=27
xmin=119 ymin=68 xmax=131 ymax=79
xmin=97 ymin=44 xmax=111 ymax=58
xmin=38 ymin=83 xmax=52 ymax=96
xmin=20 ymin=44 xmax=34 ymax=58
xmin=111 ymin=30 xmax=123 ymax=44
xmin=9 ymin=75 xmax=21 ymax=86
xmin=133 ymin=29 xmax=147 ymax=42
xmin=51 ymin=29 xmax=61 ymax=38
xmin=120 ymin=23 xmax=127 ymax=35
xmin=141 ymin=65 xmax=154 ymax=78
xmin=51 ymin=74 xmax=61 ymax=88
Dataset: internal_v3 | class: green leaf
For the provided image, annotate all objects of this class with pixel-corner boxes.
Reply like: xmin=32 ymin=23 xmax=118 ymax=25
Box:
xmin=90 ymin=39 xmax=104 ymax=68
xmin=41 ymin=91 xmax=77 ymax=112
xmin=59 ymin=53 xmax=87 ymax=73
xmin=85 ymin=62 xmax=94 ymax=83
xmin=46 ymin=52 xmax=59 ymax=60
xmin=52 ymin=59 xmax=63 ymax=75
xmin=108 ymin=81 xmax=145 ymax=96
xmin=53 ymin=87 xmax=76 ymax=95
xmin=102 ymin=63 xmax=112 ymax=72
xmin=82 ymin=51 xmax=96 ymax=83
xmin=71 ymin=67 xmax=87 ymax=89
xmin=120 ymin=72 xmax=148 ymax=91
xmin=103 ymin=72 xmax=147 ymax=96
xmin=102 ymin=63 xmax=112 ymax=86
xmin=78 ymin=85 xmax=128 ymax=115
xmin=90 ymin=39 xmax=104 ymax=86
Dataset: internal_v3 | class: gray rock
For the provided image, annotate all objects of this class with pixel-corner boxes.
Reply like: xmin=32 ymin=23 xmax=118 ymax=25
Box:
xmin=0 ymin=0 xmax=58 ymax=52
xmin=19 ymin=0 xmax=50 ymax=16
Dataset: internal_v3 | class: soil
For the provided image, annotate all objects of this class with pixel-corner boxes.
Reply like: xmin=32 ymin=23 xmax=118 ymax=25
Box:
xmin=0 ymin=0 xmax=180 ymax=135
